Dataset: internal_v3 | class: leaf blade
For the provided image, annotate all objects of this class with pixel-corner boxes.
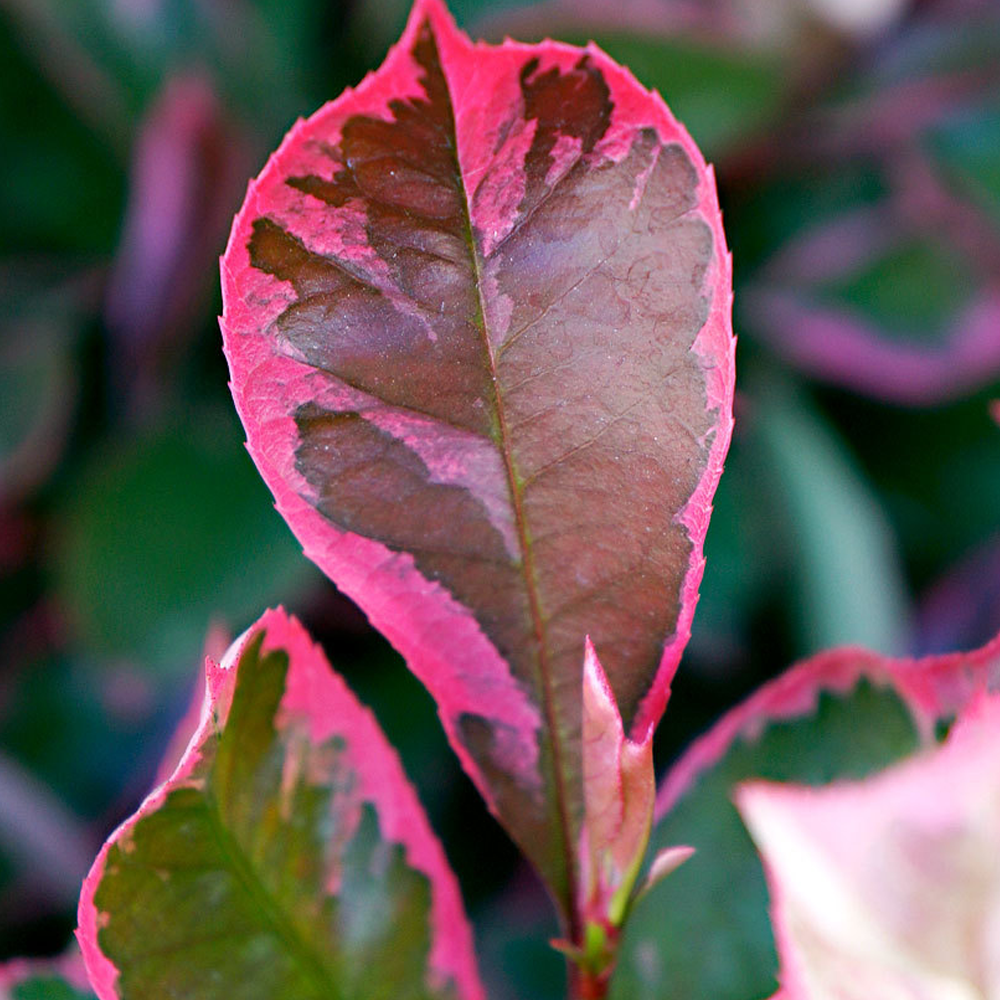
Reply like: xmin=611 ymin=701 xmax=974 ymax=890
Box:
xmin=76 ymin=608 xmax=483 ymax=1000
xmin=221 ymin=0 xmax=734 ymax=915
xmin=612 ymin=633 xmax=1000 ymax=1000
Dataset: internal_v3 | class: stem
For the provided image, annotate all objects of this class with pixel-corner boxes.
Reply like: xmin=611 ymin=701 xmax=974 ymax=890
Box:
xmin=567 ymin=962 xmax=610 ymax=1000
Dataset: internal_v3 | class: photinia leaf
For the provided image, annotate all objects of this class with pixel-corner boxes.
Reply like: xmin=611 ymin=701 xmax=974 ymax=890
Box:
xmin=743 ymin=210 xmax=1000 ymax=407
xmin=737 ymin=689 xmax=1000 ymax=1000
xmin=76 ymin=608 xmax=484 ymax=1000
xmin=0 ymin=953 xmax=95 ymax=1000
xmin=220 ymin=0 xmax=734 ymax=919
xmin=611 ymin=633 xmax=1000 ymax=999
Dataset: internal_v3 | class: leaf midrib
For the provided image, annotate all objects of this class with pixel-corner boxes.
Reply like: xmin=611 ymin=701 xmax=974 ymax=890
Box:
xmin=202 ymin=783 xmax=346 ymax=1000
xmin=433 ymin=33 xmax=580 ymax=930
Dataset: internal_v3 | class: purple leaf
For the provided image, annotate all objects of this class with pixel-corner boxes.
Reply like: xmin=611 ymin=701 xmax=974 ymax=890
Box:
xmin=77 ymin=608 xmax=484 ymax=1000
xmin=106 ymin=73 xmax=251 ymax=411
xmin=220 ymin=0 xmax=733 ymax=920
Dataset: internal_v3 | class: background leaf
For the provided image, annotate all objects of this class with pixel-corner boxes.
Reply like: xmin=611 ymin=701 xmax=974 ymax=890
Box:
xmin=53 ymin=411 xmax=319 ymax=679
xmin=0 ymin=953 xmax=95 ymax=1000
xmin=612 ymin=635 xmax=1000 ymax=1000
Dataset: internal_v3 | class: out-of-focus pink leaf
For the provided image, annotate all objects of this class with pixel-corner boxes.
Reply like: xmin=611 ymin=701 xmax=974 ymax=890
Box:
xmin=221 ymin=0 xmax=733 ymax=919
xmin=77 ymin=607 xmax=484 ymax=1000
xmin=738 ymin=689 xmax=1000 ymax=1000
xmin=106 ymin=73 xmax=250 ymax=410
xmin=745 ymin=285 xmax=1000 ymax=406
xmin=743 ymin=206 xmax=1000 ymax=406
xmin=0 ymin=949 xmax=95 ymax=998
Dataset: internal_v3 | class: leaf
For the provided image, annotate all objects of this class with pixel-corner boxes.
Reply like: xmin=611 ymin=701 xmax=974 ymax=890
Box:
xmin=928 ymin=100 xmax=1000 ymax=231
xmin=737 ymin=690 xmax=1000 ymax=1000
xmin=752 ymin=382 xmax=908 ymax=656
xmin=579 ymin=640 xmax=655 ymax=929
xmin=611 ymin=633 xmax=1000 ymax=1000
xmin=104 ymin=72 xmax=251 ymax=410
xmin=743 ymin=210 xmax=1000 ymax=406
xmin=54 ymin=411 xmax=319 ymax=678
xmin=76 ymin=608 xmax=484 ymax=1000
xmin=541 ymin=33 xmax=784 ymax=162
xmin=221 ymin=0 xmax=734 ymax=918
xmin=0 ymin=952 xmax=95 ymax=1000
xmin=915 ymin=534 xmax=1000 ymax=655
xmin=0 ymin=311 xmax=77 ymax=503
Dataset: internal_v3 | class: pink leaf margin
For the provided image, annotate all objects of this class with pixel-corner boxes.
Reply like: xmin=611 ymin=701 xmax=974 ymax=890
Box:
xmin=655 ymin=630 xmax=1000 ymax=822
xmin=220 ymin=0 xmax=735 ymax=773
xmin=744 ymin=284 xmax=1000 ymax=407
xmin=76 ymin=607 xmax=484 ymax=1000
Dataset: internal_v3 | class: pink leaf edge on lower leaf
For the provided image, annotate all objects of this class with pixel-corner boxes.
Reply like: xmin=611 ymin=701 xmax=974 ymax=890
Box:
xmin=656 ymin=630 xmax=1000 ymax=822
xmin=76 ymin=607 xmax=484 ymax=1000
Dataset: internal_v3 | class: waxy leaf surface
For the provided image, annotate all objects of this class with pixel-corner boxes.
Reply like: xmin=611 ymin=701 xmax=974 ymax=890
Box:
xmin=221 ymin=0 xmax=734 ymax=914
xmin=77 ymin=608 xmax=483 ymax=1000
xmin=612 ymin=634 xmax=1000 ymax=1000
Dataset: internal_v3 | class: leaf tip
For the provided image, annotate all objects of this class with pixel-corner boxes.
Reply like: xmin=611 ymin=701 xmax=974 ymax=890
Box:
xmin=638 ymin=844 xmax=696 ymax=899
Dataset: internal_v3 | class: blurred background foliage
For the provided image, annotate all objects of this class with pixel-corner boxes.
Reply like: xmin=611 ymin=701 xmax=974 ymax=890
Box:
xmin=0 ymin=0 xmax=998 ymax=995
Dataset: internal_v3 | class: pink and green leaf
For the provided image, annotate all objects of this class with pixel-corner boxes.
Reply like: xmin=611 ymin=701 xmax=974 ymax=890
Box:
xmin=76 ymin=608 xmax=483 ymax=1000
xmin=738 ymin=689 xmax=1000 ymax=1000
xmin=0 ymin=953 xmax=95 ymax=1000
xmin=611 ymin=634 xmax=1000 ymax=1000
xmin=743 ymin=209 xmax=1000 ymax=406
xmin=220 ymin=0 xmax=734 ymax=917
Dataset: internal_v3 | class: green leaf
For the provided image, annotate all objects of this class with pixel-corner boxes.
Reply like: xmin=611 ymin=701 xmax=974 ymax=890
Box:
xmin=817 ymin=238 xmax=974 ymax=343
xmin=927 ymin=101 xmax=1000 ymax=230
xmin=575 ymin=34 xmax=785 ymax=160
xmin=78 ymin=608 xmax=483 ymax=1000
xmin=54 ymin=411 xmax=319 ymax=677
xmin=754 ymin=383 xmax=908 ymax=656
xmin=10 ymin=976 xmax=94 ymax=1000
